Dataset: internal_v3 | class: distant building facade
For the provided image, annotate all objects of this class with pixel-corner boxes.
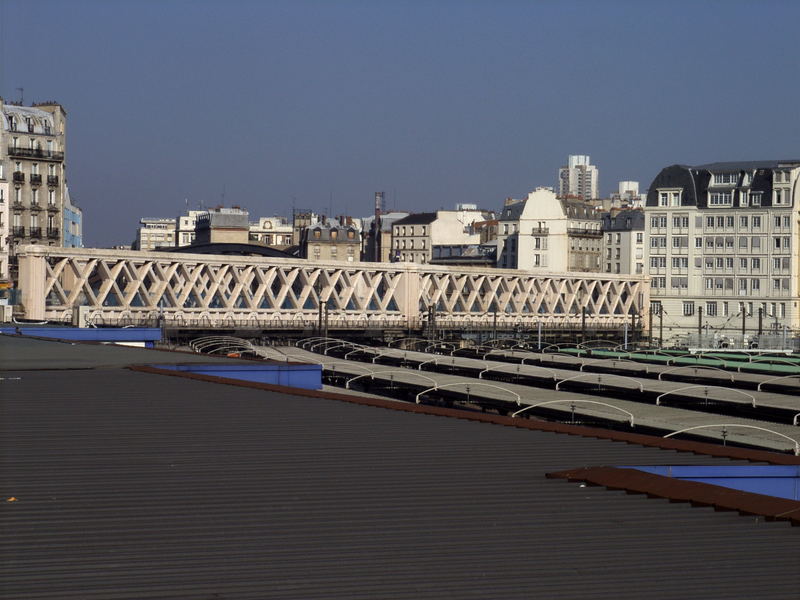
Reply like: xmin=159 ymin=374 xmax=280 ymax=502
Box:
xmin=134 ymin=217 xmax=176 ymax=250
xmin=600 ymin=209 xmax=644 ymax=275
xmin=1 ymin=99 xmax=69 ymax=277
xmin=496 ymin=187 xmax=602 ymax=272
xmin=62 ymin=186 xmax=83 ymax=248
xmin=645 ymin=160 xmax=800 ymax=337
xmin=362 ymin=211 xmax=409 ymax=263
xmin=195 ymin=207 xmax=250 ymax=245
xmin=0 ymin=179 xmax=8 ymax=281
xmin=391 ymin=206 xmax=494 ymax=264
xmin=249 ymin=216 xmax=293 ymax=248
xmin=558 ymin=155 xmax=599 ymax=201
xmin=301 ymin=217 xmax=361 ymax=263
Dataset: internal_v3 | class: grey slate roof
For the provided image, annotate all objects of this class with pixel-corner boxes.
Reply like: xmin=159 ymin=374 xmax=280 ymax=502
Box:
xmin=694 ymin=160 xmax=800 ymax=171
xmin=392 ymin=212 xmax=438 ymax=225
xmin=1 ymin=338 xmax=799 ymax=599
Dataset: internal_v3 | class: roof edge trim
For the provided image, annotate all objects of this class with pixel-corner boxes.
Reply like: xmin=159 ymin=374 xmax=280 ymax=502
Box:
xmin=546 ymin=466 xmax=800 ymax=526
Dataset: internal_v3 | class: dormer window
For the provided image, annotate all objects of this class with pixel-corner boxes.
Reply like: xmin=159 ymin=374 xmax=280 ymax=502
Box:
xmin=330 ymin=228 xmax=338 ymax=239
xmin=43 ymin=121 xmax=51 ymax=135
xmin=712 ymin=173 xmax=737 ymax=185
xmin=26 ymin=117 xmax=33 ymax=133
xmin=9 ymin=116 xmax=17 ymax=131
xmin=313 ymin=228 xmax=321 ymax=239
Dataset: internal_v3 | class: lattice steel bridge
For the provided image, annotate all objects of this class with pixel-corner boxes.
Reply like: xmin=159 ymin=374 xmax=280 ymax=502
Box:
xmin=17 ymin=246 xmax=649 ymax=332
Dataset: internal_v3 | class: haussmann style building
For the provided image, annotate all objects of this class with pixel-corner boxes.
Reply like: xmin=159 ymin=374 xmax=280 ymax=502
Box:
xmin=1 ymin=99 xmax=69 ymax=278
xmin=645 ymin=160 xmax=800 ymax=343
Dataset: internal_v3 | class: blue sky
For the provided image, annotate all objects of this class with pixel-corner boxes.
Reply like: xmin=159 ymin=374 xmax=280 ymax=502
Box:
xmin=1 ymin=0 xmax=798 ymax=246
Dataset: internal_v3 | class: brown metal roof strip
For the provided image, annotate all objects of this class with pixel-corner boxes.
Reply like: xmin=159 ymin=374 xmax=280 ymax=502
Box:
xmin=546 ymin=466 xmax=800 ymax=525
xmin=129 ymin=365 xmax=800 ymax=465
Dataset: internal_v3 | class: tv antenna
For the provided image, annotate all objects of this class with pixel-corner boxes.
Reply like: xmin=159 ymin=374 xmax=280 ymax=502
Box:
xmin=16 ymin=87 xmax=23 ymax=104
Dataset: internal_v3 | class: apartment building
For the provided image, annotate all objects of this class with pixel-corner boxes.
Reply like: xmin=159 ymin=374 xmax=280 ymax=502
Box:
xmin=362 ymin=211 xmax=409 ymax=263
xmin=496 ymin=187 xmax=602 ymax=272
xmin=301 ymin=217 xmax=361 ymax=263
xmin=391 ymin=206 xmax=492 ymax=264
xmin=600 ymin=209 xmax=644 ymax=275
xmin=1 ymin=99 xmax=68 ymax=273
xmin=249 ymin=216 xmax=293 ymax=248
xmin=0 ymin=179 xmax=8 ymax=281
xmin=134 ymin=217 xmax=176 ymax=250
xmin=645 ymin=160 xmax=800 ymax=335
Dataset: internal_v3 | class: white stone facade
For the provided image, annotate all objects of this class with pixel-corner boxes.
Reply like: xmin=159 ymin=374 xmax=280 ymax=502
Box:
xmin=496 ymin=187 xmax=602 ymax=273
xmin=645 ymin=161 xmax=800 ymax=340
xmin=1 ymin=100 xmax=68 ymax=277
xmin=391 ymin=209 xmax=491 ymax=264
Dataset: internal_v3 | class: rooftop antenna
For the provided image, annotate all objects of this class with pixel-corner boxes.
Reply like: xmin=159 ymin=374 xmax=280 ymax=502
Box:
xmin=220 ymin=184 xmax=226 ymax=207
xmin=16 ymin=87 xmax=23 ymax=104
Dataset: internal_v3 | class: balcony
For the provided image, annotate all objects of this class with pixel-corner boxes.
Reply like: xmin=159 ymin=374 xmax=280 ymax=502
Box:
xmin=47 ymin=203 xmax=59 ymax=212
xmin=12 ymin=226 xmax=25 ymax=237
xmin=531 ymin=227 xmax=550 ymax=235
xmin=47 ymin=228 xmax=60 ymax=239
xmin=47 ymin=175 xmax=59 ymax=186
xmin=29 ymin=227 xmax=42 ymax=238
xmin=13 ymin=171 xmax=25 ymax=183
xmin=567 ymin=227 xmax=603 ymax=238
xmin=29 ymin=203 xmax=42 ymax=212
xmin=30 ymin=174 xmax=42 ymax=186
xmin=7 ymin=146 xmax=65 ymax=161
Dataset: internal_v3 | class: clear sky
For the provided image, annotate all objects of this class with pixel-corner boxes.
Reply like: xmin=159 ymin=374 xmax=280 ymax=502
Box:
xmin=1 ymin=0 xmax=798 ymax=247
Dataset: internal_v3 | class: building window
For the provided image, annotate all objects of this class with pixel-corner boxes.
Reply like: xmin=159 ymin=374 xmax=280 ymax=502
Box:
xmin=683 ymin=301 xmax=695 ymax=316
xmin=706 ymin=302 xmax=717 ymax=317
xmin=636 ymin=232 xmax=643 ymax=243
xmin=713 ymin=173 xmax=736 ymax=185
xmin=750 ymin=192 xmax=762 ymax=206
xmin=709 ymin=192 xmax=732 ymax=206
xmin=751 ymin=279 xmax=760 ymax=291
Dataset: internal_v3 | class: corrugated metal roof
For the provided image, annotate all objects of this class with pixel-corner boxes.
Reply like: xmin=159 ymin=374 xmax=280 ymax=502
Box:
xmin=0 ymin=334 xmax=249 ymax=370
xmin=2 ymin=362 xmax=799 ymax=599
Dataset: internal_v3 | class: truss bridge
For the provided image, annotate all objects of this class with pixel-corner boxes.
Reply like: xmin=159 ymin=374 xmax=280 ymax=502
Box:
xmin=17 ymin=246 xmax=649 ymax=330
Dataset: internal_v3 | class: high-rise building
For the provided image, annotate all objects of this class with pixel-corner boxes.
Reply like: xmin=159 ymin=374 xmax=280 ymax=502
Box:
xmin=558 ymin=154 xmax=599 ymax=201
xmin=1 ymin=99 xmax=69 ymax=277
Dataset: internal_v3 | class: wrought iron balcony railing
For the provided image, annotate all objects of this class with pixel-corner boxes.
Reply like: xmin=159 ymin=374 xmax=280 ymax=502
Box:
xmin=7 ymin=146 xmax=64 ymax=161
